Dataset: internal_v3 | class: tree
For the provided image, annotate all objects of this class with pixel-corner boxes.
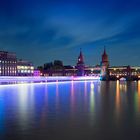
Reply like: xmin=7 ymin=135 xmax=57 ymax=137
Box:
xmin=53 ymin=60 xmax=63 ymax=70
xmin=44 ymin=62 xmax=53 ymax=70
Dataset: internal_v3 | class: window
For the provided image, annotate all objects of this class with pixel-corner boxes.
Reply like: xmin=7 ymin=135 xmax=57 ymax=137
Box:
xmin=31 ymin=66 xmax=34 ymax=70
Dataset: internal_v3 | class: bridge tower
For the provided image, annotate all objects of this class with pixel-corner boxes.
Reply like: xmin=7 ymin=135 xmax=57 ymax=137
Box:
xmin=76 ymin=49 xmax=85 ymax=76
xmin=126 ymin=66 xmax=132 ymax=80
xmin=101 ymin=47 xmax=109 ymax=80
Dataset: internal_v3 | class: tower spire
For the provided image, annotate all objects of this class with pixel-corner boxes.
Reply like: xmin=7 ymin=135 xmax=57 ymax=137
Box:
xmin=78 ymin=48 xmax=84 ymax=64
xmin=76 ymin=48 xmax=85 ymax=76
xmin=104 ymin=46 xmax=106 ymax=55
xmin=101 ymin=46 xmax=109 ymax=80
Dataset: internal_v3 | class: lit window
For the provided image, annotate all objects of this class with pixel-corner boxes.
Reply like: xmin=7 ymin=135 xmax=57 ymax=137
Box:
xmin=31 ymin=66 xmax=34 ymax=70
xmin=17 ymin=66 xmax=20 ymax=69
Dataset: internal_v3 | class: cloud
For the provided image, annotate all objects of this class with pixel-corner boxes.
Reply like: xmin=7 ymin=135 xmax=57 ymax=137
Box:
xmin=0 ymin=0 xmax=140 ymax=66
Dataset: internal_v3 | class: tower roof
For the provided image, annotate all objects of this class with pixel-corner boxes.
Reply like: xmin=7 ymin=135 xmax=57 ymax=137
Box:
xmin=77 ymin=48 xmax=84 ymax=64
xmin=102 ymin=46 xmax=108 ymax=62
xmin=103 ymin=46 xmax=107 ymax=56
xmin=79 ymin=48 xmax=83 ymax=59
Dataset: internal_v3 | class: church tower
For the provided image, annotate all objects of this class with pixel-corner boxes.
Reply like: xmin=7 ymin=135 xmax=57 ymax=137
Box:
xmin=101 ymin=47 xmax=109 ymax=80
xmin=76 ymin=49 xmax=85 ymax=76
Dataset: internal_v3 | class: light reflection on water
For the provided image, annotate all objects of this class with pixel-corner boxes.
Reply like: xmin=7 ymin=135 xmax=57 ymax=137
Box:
xmin=134 ymin=81 xmax=140 ymax=122
xmin=115 ymin=80 xmax=121 ymax=125
xmin=0 ymin=81 xmax=140 ymax=140
xmin=17 ymin=85 xmax=28 ymax=130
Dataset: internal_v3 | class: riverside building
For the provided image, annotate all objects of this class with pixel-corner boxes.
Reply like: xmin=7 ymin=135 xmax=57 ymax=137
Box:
xmin=0 ymin=51 xmax=17 ymax=76
xmin=17 ymin=60 xmax=34 ymax=76
xmin=0 ymin=50 xmax=34 ymax=76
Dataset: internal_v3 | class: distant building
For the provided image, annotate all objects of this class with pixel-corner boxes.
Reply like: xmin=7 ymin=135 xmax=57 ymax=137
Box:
xmin=35 ymin=47 xmax=140 ymax=80
xmin=76 ymin=49 xmax=85 ymax=76
xmin=100 ymin=47 xmax=109 ymax=80
xmin=34 ymin=69 xmax=40 ymax=76
xmin=17 ymin=60 xmax=34 ymax=76
xmin=0 ymin=51 xmax=17 ymax=76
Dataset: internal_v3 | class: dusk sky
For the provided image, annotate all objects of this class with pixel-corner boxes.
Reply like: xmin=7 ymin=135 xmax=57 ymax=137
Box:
xmin=0 ymin=0 xmax=140 ymax=67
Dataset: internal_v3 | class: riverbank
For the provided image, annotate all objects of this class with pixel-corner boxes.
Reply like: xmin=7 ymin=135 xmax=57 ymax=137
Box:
xmin=0 ymin=76 xmax=100 ymax=85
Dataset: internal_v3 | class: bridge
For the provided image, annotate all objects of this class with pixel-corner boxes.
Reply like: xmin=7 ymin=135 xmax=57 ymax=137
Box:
xmin=109 ymin=66 xmax=140 ymax=80
xmin=39 ymin=65 xmax=140 ymax=81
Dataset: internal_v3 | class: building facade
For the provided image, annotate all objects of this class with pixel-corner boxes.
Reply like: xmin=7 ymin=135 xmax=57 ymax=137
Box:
xmin=33 ymin=70 xmax=40 ymax=76
xmin=0 ymin=51 xmax=17 ymax=76
xmin=76 ymin=49 xmax=85 ymax=76
xmin=100 ymin=48 xmax=109 ymax=80
xmin=17 ymin=60 xmax=34 ymax=76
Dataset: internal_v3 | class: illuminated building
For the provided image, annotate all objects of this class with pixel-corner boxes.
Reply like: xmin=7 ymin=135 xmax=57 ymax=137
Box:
xmin=17 ymin=60 xmax=34 ymax=76
xmin=76 ymin=49 xmax=85 ymax=76
xmin=34 ymin=70 xmax=40 ymax=76
xmin=0 ymin=51 xmax=17 ymax=76
xmin=35 ymin=47 xmax=140 ymax=80
xmin=100 ymin=47 xmax=109 ymax=80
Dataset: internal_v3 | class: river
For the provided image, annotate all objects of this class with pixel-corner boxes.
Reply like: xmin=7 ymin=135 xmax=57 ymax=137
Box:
xmin=0 ymin=81 xmax=140 ymax=140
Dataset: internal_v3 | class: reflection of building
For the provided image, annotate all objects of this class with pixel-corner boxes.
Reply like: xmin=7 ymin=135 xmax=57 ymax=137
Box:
xmin=0 ymin=51 xmax=17 ymax=76
xmin=17 ymin=60 xmax=34 ymax=76
xmin=76 ymin=49 xmax=85 ymax=76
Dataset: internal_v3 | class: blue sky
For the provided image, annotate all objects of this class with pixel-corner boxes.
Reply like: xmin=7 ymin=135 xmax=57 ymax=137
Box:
xmin=0 ymin=0 xmax=140 ymax=67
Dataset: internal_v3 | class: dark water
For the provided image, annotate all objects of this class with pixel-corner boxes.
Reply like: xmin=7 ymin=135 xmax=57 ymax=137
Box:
xmin=0 ymin=81 xmax=140 ymax=140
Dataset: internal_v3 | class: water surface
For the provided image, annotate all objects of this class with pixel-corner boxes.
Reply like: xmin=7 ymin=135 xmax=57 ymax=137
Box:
xmin=0 ymin=81 xmax=140 ymax=140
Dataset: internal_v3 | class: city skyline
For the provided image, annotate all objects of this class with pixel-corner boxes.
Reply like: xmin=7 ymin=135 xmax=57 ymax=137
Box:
xmin=0 ymin=0 xmax=140 ymax=67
